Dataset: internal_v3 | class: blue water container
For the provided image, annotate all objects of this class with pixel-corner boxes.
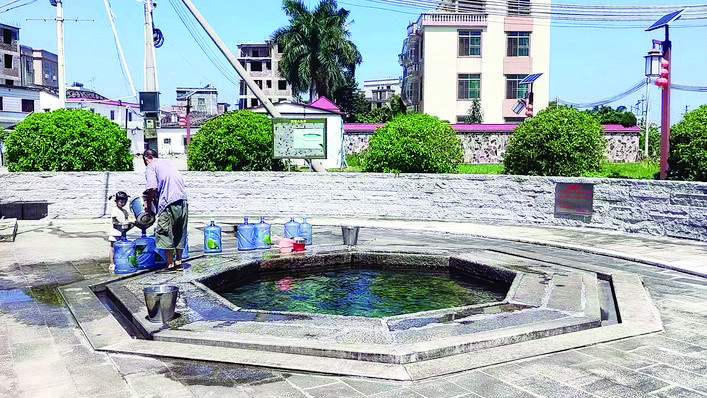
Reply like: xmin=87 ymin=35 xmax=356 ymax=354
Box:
xmin=203 ymin=219 xmax=222 ymax=254
xmin=183 ymin=232 xmax=190 ymax=259
xmin=135 ymin=231 xmax=157 ymax=270
xmin=299 ymin=217 xmax=312 ymax=245
xmin=238 ymin=217 xmax=255 ymax=251
xmin=254 ymin=217 xmax=271 ymax=249
xmin=284 ymin=217 xmax=301 ymax=239
xmin=114 ymin=237 xmax=137 ymax=274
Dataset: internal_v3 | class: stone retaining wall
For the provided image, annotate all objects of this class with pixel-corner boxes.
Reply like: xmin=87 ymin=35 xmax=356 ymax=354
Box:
xmin=343 ymin=131 xmax=640 ymax=163
xmin=1 ymin=172 xmax=706 ymax=241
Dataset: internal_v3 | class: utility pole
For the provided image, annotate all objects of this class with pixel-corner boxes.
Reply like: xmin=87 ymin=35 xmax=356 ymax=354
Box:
xmin=49 ymin=0 xmax=66 ymax=108
xmin=140 ymin=0 xmax=160 ymax=152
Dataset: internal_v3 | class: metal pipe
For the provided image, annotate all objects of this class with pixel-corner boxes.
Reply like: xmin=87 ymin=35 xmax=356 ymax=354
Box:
xmin=660 ymin=30 xmax=671 ymax=180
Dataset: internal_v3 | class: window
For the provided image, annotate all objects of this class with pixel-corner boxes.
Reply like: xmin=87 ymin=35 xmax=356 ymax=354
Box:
xmin=458 ymin=74 xmax=481 ymax=99
xmin=5 ymin=79 xmax=12 ymax=86
xmin=251 ymin=62 xmax=262 ymax=72
xmin=508 ymin=0 xmax=530 ymax=16
xmin=4 ymin=54 xmax=11 ymax=69
xmin=239 ymin=80 xmax=247 ymax=95
xmin=164 ymin=138 xmax=171 ymax=144
xmin=250 ymin=98 xmax=258 ymax=107
xmin=21 ymin=99 xmax=34 ymax=113
xmin=255 ymin=80 xmax=262 ymax=89
xmin=110 ymin=110 xmax=115 ymax=120
xmin=277 ymin=44 xmax=284 ymax=53
xmin=0 ymin=97 xmax=3 ymax=110
xmin=252 ymin=49 xmax=259 ymax=57
xmin=507 ymin=32 xmax=530 ymax=56
xmin=506 ymin=74 xmax=529 ymax=99
xmin=3 ymin=29 xmax=11 ymax=44
xmin=266 ymin=80 xmax=272 ymax=88
xmin=458 ymin=30 xmax=481 ymax=56
xmin=266 ymin=61 xmax=271 ymax=70
xmin=278 ymin=80 xmax=287 ymax=90
xmin=128 ymin=112 xmax=133 ymax=122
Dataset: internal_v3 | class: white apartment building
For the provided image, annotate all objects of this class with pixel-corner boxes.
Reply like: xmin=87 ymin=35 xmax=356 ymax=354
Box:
xmin=400 ymin=0 xmax=550 ymax=124
xmin=363 ymin=78 xmax=402 ymax=109
xmin=176 ymin=85 xmax=219 ymax=115
xmin=237 ymin=42 xmax=294 ymax=110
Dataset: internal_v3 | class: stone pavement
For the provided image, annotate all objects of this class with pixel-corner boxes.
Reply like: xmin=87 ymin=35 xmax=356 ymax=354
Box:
xmin=1 ymin=216 xmax=707 ymax=397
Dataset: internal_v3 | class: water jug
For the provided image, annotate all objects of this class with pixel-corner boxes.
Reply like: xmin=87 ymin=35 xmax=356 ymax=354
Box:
xmin=183 ymin=232 xmax=190 ymax=259
xmin=135 ymin=231 xmax=157 ymax=270
xmin=203 ymin=219 xmax=222 ymax=254
xmin=114 ymin=236 xmax=137 ymax=274
xmin=254 ymin=217 xmax=271 ymax=249
xmin=238 ymin=217 xmax=255 ymax=251
xmin=284 ymin=217 xmax=300 ymax=239
xmin=299 ymin=217 xmax=312 ymax=245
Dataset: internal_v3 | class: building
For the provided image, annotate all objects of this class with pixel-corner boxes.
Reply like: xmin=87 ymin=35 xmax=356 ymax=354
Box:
xmin=399 ymin=0 xmax=550 ymax=124
xmin=176 ymin=85 xmax=219 ymax=115
xmin=362 ymin=78 xmax=401 ymax=109
xmin=237 ymin=42 xmax=294 ymax=110
xmin=0 ymin=23 xmax=21 ymax=87
xmin=20 ymin=46 xmax=58 ymax=89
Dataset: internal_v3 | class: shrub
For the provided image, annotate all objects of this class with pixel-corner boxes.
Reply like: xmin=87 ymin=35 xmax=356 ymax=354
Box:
xmin=503 ymin=107 xmax=606 ymax=176
xmin=187 ymin=110 xmax=284 ymax=171
xmin=0 ymin=109 xmax=132 ymax=171
xmin=360 ymin=114 xmax=463 ymax=173
xmin=668 ymin=104 xmax=707 ymax=181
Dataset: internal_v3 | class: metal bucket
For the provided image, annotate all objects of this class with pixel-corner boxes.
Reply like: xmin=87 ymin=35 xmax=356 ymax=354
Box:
xmin=143 ymin=285 xmax=179 ymax=323
xmin=341 ymin=226 xmax=360 ymax=246
xmin=130 ymin=196 xmax=155 ymax=230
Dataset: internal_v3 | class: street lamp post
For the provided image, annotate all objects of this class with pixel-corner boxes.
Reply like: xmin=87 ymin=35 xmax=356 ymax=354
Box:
xmin=645 ymin=9 xmax=684 ymax=180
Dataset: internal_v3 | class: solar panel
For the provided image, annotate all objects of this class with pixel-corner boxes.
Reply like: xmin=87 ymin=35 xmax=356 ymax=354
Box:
xmin=646 ymin=9 xmax=685 ymax=32
xmin=519 ymin=73 xmax=543 ymax=85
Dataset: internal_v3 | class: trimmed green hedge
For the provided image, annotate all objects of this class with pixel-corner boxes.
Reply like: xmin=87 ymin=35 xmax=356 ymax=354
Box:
xmin=360 ymin=114 xmax=463 ymax=173
xmin=668 ymin=104 xmax=707 ymax=181
xmin=1 ymin=109 xmax=133 ymax=171
xmin=187 ymin=110 xmax=284 ymax=171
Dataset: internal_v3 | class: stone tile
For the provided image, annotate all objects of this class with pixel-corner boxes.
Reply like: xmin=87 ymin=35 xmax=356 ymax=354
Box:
xmin=14 ymin=356 xmax=72 ymax=392
xmin=516 ymin=374 xmax=594 ymax=398
xmin=283 ymin=373 xmax=340 ymax=389
xmin=165 ymin=358 xmax=281 ymax=386
xmin=0 ymin=354 xmax=19 ymax=397
xmin=49 ymin=326 xmax=89 ymax=346
xmin=110 ymin=353 xmax=170 ymax=376
xmin=341 ymin=377 xmax=407 ymax=396
xmin=583 ymin=378 xmax=654 ymax=398
xmin=447 ymin=370 xmax=535 ymax=398
xmin=639 ymin=364 xmax=707 ymax=393
xmin=571 ymin=360 xmax=668 ymax=394
xmin=11 ymin=338 xmax=57 ymax=362
xmin=306 ymin=381 xmax=366 ymax=398
xmin=124 ymin=372 xmax=193 ymax=397
xmin=19 ymin=382 xmax=79 ymax=398
xmin=188 ymin=384 xmax=250 ymax=397
xmin=58 ymin=342 xmax=112 ymax=370
xmin=70 ymin=363 xmax=131 ymax=396
xmin=650 ymin=386 xmax=707 ymax=398
xmin=366 ymin=387 xmax=426 ymax=397
xmin=7 ymin=320 xmax=52 ymax=342
xmin=479 ymin=363 xmax=538 ymax=382
xmin=576 ymin=345 xmax=656 ymax=369
xmin=237 ymin=378 xmax=308 ymax=397
xmin=631 ymin=346 xmax=707 ymax=375
xmin=408 ymin=379 xmax=470 ymax=398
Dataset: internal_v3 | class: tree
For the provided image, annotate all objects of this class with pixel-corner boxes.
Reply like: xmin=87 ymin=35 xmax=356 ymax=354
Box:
xmin=0 ymin=109 xmax=132 ymax=171
xmin=503 ymin=107 xmax=607 ymax=176
xmin=272 ymin=0 xmax=362 ymax=102
xmin=360 ymin=114 xmax=463 ymax=173
xmin=187 ymin=110 xmax=284 ymax=171
xmin=582 ymin=105 xmax=637 ymax=127
xmin=332 ymin=72 xmax=370 ymax=123
xmin=668 ymin=104 xmax=707 ymax=181
xmin=464 ymin=98 xmax=483 ymax=124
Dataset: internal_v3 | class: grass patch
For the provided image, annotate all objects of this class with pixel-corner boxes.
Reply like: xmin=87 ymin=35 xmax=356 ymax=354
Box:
xmin=457 ymin=164 xmax=504 ymax=174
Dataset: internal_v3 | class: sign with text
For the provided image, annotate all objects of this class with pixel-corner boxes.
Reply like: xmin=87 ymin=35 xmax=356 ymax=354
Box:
xmin=273 ymin=118 xmax=327 ymax=159
xmin=555 ymin=183 xmax=594 ymax=217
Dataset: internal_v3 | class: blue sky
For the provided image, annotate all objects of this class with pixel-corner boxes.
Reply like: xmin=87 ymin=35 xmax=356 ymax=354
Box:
xmin=2 ymin=0 xmax=705 ymax=124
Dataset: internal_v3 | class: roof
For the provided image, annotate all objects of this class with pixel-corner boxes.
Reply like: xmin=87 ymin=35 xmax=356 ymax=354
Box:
xmin=310 ymin=97 xmax=340 ymax=113
xmin=345 ymin=123 xmax=642 ymax=133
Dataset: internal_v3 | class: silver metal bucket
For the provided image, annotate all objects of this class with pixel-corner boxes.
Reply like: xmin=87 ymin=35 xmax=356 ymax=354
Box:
xmin=341 ymin=226 xmax=360 ymax=246
xmin=130 ymin=196 xmax=155 ymax=230
xmin=143 ymin=285 xmax=179 ymax=323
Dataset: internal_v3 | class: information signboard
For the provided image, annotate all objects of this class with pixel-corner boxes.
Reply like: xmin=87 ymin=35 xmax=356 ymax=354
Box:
xmin=273 ymin=118 xmax=327 ymax=159
xmin=554 ymin=183 xmax=594 ymax=217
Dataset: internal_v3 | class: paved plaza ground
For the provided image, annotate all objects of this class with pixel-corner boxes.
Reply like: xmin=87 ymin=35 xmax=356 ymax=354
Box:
xmin=1 ymin=215 xmax=707 ymax=397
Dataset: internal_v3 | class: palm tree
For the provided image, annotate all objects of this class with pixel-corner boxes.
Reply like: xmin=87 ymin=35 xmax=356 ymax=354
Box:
xmin=271 ymin=0 xmax=362 ymax=102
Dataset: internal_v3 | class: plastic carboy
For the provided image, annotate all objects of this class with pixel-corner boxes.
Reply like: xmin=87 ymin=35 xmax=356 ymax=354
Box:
xmin=299 ymin=217 xmax=312 ymax=245
xmin=238 ymin=217 xmax=255 ymax=251
xmin=134 ymin=231 xmax=157 ymax=270
xmin=203 ymin=219 xmax=222 ymax=254
xmin=114 ymin=236 xmax=137 ymax=274
xmin=254 ymin=217 xmax=271 ymax=249
xmin=284 ymin=217 xmax=300 ymax=239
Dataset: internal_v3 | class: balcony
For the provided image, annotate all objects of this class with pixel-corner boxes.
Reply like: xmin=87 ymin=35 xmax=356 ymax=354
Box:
xmin=419 ymin=12 xmax=488 ymax=26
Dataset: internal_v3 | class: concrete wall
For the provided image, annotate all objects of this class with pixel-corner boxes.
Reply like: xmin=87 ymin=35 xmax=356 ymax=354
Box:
xmin=1 ymin=172 xmax=706 ymax=241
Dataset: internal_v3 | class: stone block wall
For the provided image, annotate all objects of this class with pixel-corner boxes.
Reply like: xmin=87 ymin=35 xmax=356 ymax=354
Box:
xmin=343 ymin=131 xmax=640 ymax=164
xmin=1 ymin=172 xmax=706 ymax=242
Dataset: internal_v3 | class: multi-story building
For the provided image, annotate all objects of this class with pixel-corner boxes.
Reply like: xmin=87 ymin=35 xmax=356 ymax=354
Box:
xmin=0 ymin=23 xmax=21 ymax=87
xmin=363 ymin=78 xmax=401 ymax=109
xmin=20 ymin=46 xmax=58 ymax=89
xmin=176 ymin=85 xmax=219 ymax=115
xmin=399 ymin=0 xmax=550 ymax=123
xmin=237 ymin=42 xmax=294 ymax=109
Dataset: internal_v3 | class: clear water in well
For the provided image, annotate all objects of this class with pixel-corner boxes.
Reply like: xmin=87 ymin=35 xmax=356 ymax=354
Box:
xmin=218 ymin=267 xmax=508 ymax=318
